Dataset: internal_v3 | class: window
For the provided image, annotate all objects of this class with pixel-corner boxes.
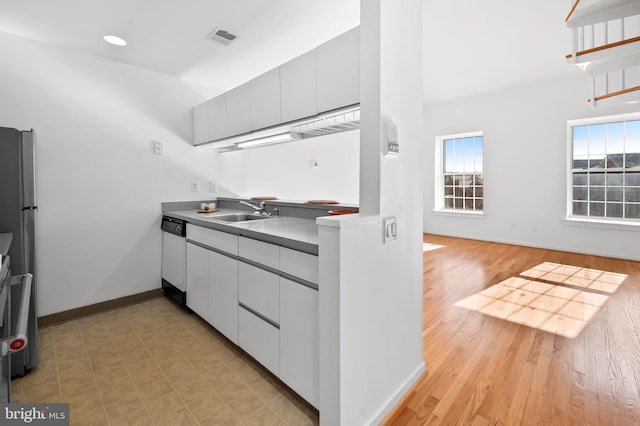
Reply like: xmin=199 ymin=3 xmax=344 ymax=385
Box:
xmin=435 ymin=132 xmax=484 ymax=213
xmin=569 ymin=114 xmax=640 ymax=222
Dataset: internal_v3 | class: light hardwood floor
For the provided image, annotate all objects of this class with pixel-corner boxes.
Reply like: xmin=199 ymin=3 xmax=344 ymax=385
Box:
xmin=383 ymin=234 xmax=640 ymax=425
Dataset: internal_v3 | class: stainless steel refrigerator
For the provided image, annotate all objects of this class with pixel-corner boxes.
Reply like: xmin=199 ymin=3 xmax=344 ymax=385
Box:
xmin=0 ymin=127 xmax=38 ymax=376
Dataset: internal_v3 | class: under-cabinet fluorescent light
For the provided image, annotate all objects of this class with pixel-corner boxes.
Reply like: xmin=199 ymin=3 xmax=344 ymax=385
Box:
xmin=198 ymin=104 xmax=360 ymax=152
xmin=235 ymin=132 xmax=299 ymax=149
xmin=104 ymin=35 xmax=127 ymax=46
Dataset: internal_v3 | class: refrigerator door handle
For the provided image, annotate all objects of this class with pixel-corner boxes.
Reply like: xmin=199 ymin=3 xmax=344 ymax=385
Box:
xmin=20 ymin=130 xmax=36 ymax=209
xmin=0 ymin=273 xmax=32 ymax=356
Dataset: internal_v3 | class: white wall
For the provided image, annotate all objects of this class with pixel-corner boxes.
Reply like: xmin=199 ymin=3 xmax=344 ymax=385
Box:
xmin=0 ymin=31 xmax=217 ymax=316
xmin=318 ymin=0 xmax=424 ymax=424
xmin=423 ymin=75 xmax=640 ymax=260
xmin=213 ymin=130 xmax=360 ymax=204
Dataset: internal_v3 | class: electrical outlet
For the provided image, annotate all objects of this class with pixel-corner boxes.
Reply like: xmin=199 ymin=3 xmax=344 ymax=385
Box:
xmin=210 ymin=181 xmax=218 ymax=193
xmin=191 ymin=181 xmax=200 ymax=192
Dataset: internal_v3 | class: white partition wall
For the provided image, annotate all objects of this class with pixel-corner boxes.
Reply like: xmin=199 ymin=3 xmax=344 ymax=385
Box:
xmin=317 ymin=0 xmax=425 ymax=424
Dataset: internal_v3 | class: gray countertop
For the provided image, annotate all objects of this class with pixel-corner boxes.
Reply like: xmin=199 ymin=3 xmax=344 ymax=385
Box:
xmin=163 ymin=209 xmax=319 ymax=255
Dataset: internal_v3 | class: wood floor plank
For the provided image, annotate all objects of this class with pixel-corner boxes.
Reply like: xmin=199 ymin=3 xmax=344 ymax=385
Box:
xmin=569 ymin=370 xmax=586 ymax=425
xmin=475 ymin=324 xmax=525 ymax=422
xmin=382 ymin=235 xmax=640 ymax=425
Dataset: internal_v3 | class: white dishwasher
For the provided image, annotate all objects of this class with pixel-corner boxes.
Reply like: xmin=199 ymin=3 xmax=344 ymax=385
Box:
xmin=161 ymin=216 xmax=186 ymax=306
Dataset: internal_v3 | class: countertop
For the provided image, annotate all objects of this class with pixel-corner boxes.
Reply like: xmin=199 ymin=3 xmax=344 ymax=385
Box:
xmin=163 ymin=209 xmax=319 ymax=255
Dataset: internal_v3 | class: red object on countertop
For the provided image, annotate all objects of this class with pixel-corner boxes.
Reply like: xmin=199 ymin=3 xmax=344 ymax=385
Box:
xmin=328 ymin=209 xmax=359 ymax=215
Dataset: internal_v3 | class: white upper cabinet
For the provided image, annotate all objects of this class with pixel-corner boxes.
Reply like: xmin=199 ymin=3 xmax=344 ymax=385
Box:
xmin=192 ymin=27 xmax=360 ymax=144
xmin=207 ymin=95 xmax=227 ymax=141
xmin=225 ymin=83 xmax=251 ymax=136
xmin=192 ymin=101 xmax=209 ymax=145
xmin=316 ymin=27 xmax=360 ymax=113
xmin=250 ymin=68 xmax=281 ymax=130
xmin=280 ymin=50 xmax=317 ymax=123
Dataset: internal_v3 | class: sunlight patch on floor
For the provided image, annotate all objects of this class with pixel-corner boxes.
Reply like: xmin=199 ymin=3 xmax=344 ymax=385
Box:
xmin=520 ymin=262 xmax=627 ymax=293
xmin=454 ymin=263 xmax=627 ymax=338
xmin=423 ymin=243 xmax=445 ymax=252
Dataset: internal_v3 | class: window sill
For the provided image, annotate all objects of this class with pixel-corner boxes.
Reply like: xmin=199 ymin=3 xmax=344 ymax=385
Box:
xmin=564 ymin=217 xmax=640 ymax=231
xmin=433 ymin=209 xmax=486 ymax=219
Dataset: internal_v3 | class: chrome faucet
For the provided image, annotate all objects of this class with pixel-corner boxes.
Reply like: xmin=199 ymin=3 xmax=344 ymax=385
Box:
xmin=239 ymin=200 xmax=270 ymax=216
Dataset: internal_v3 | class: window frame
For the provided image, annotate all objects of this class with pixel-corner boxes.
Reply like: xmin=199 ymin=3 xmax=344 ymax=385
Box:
xmin=434 ymin=131 xmax=485 ymax=217
xmin=566 ymin=112 xmax=640 ymax=228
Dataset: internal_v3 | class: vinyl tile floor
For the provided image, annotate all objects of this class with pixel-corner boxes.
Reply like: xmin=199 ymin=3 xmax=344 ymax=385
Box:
xmin=11 ymin=296 xmax=319 ymax=425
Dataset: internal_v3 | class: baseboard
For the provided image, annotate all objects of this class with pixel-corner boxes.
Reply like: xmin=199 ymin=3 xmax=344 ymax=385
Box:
xmin=366 ymin=361 xmax=427 ymax=426
xmin=38 ymin=289 xmax=163 ymax=328
xmin=424 ymin=231 xmax=640 ymax=262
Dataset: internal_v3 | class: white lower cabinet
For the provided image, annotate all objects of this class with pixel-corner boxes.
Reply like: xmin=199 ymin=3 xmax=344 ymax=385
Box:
xmin=238 ymin=306 xmax=280 ymax=376
xmin=186 ymin=225 xmax=319 ymax=407
xmin=186 ymin=224 xmax=239 ymax=344
xmin=279 ymin=277 xmax=319 ymax=408
xmin=186 ymin=242 xmax=210 ymax=321
xmin=209 ymin=251 xmax=239 ymax=344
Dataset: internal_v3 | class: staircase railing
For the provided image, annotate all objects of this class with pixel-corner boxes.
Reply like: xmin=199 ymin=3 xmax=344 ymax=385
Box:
xmin=566 ymin=0 xmax=640 ymax=106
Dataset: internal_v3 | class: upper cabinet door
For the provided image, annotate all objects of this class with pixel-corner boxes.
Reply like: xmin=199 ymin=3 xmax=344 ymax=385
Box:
xmin=280 ymin=50 xmax=317 ymax=123
xmin=226 ymin=82 xmax=252 ymax=136
xmin=250 ymin=68 xmax=281 ymax=130
xmin=207 ymin=95 xmax=227 ymax=141
xmin=316 ymin=27 xmax=360 ymax=113
xmin=192 ymin=101 xmax=209 ymax=145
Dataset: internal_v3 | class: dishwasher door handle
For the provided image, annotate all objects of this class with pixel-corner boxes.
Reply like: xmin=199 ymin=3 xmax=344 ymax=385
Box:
xmin=0 ymin=273 xmax=32 ymax=356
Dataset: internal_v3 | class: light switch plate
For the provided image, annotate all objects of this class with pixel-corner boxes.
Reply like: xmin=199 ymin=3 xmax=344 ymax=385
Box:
xmin=382 ymin=119 xmax=399 ymax=157
xmin=191 ymin=181 xmax=200 ymax=192
xmin=383 ymin=217 xmax=398 ymax=244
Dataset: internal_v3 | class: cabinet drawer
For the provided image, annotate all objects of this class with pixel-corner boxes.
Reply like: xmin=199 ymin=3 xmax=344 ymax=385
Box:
xmin=280 ymin=247 xmax=318 ymax=285
xmin=238 ymin=237 xmax=279 ymax=269
xmin=239 ymin=306 xmax=279 ymax=376
xmin=239 ymin=262 xmax=279 ymax=323
xmin=187 ymin=224 xmax=238 ymax=255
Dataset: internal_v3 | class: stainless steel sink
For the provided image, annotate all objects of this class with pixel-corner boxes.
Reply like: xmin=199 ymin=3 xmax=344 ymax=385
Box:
xmin=208 ymin=213 xmax=272 ymax=222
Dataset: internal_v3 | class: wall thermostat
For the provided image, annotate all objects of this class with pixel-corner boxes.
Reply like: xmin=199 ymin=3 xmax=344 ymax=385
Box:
xmin=382 ymin=119 xmax=399 ymax=156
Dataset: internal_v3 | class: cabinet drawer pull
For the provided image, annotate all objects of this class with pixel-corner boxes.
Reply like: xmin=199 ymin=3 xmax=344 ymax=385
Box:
xmin=239 ymin=303 xmax=280 ymax=329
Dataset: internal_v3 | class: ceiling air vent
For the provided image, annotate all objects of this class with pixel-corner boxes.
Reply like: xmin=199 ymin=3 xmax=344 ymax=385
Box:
xmin=208 ymin=28 xmax=237 ymax=45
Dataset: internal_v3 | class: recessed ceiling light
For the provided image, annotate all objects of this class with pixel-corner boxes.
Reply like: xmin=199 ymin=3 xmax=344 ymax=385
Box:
xmin=103 ymin=35 xmax=127 ymax=46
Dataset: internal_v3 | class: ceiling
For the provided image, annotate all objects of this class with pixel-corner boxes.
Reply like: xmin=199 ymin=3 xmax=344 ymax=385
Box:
xmin=0 ymin=0 xmax=580 ymax=104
